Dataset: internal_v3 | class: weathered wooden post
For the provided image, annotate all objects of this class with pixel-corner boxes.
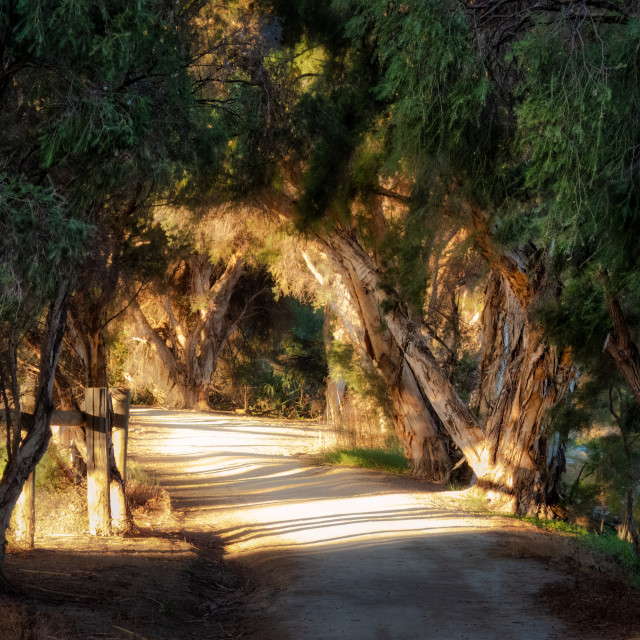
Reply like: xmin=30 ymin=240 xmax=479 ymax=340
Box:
xmin=109 ymin=388 xmax=130 ymax=533
xmin=110 ymin=388 xmax=130 ymax=483
xmin=85 ymin=387 xmax=111 ymax=535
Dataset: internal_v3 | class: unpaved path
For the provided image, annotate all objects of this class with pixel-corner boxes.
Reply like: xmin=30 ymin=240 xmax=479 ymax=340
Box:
xmin=129 ymin=408 xmax=583 ymax=640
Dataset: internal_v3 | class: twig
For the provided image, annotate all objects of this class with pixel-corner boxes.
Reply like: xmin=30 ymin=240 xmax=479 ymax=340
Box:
xmin=112 ymin=627 xmax=152 ymax=640
xmin=18 ymin=568 xmax=98 ymax=577
xmin=30 ymin=584 xmax=94 ymax=598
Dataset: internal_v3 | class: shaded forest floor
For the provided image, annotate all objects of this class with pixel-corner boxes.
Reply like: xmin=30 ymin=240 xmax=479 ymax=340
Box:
xmin=1 ymin=480 xmax=256 ymax=639
xmin=3 ymin=408 xmax=640 ymax=639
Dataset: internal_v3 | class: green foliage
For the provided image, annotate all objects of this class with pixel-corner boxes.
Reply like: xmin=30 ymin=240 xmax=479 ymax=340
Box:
xmin=0 ymin=439 xmax=71 ymax=493
xmin=213 ymin=297 xmax=327 ymax=418
xmin=514 ymin=19 xmax=640 ymax=261
xmin=327 ymin=339 xmax=393 ymax=416
xmin=0 ymin=174 xmax=90 ymax=329
xmin=345 ymin=0 xmax=491 ymax=171
xmin=519 ymin=515 xmax=640 ymax=582
xmin=34 ymin=446 xmax=70 ymax=493
xmin=450 ymin=350 xmax=480 ymax=404
xmin=535 ymin=278 xmax=611 ymax=367
xmin=127 ymin=460 xmax=159 ymax=488
xmin=553 ymin=373 xmax=640 ymax=526
xmin=510 ymin=17 xmax=640 ymax=380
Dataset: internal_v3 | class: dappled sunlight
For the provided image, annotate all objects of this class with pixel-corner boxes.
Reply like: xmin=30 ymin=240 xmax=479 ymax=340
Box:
xmin=127 ymin=408 xmax=577 ymax=640
xmin=129 ymin=408 xmax=489 ymax=557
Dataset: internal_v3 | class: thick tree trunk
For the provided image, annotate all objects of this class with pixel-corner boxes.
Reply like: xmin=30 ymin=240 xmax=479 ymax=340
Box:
xmin=321 ymin=242 xmax=453 ymax=483
xmin=391 ymin=361 xmax=452 ymax=481
xmin=477 ymin=270 xmax=571 ymax=514
xmin=323 ymin=230 xmax=573 ymax=513
xmin=604 ymin=297 xmax=640 ymax=408
xmin=131 ymin=252 xmax=248 ymax=411
xmin=0 ymin=287 xmax=68 ymax=567
xmin=180 ymin=384 xmax=211 ymax=411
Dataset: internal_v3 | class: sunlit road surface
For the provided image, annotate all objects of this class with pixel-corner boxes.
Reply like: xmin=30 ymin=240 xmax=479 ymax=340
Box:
xmin=129 ymin=408 xmax=577 ymax=640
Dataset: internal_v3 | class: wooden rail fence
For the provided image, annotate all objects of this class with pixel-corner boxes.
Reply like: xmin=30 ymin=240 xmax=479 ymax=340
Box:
xmin=2 ymin=387 xmax=131 ymax=546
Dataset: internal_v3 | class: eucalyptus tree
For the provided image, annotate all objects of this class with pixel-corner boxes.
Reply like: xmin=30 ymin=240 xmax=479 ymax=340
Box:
xmin=260 ymin=0 xmax=640 ymax=514
xmin=130 ymin=209 xmax=274 ymax=409
xmin=0 ymin=178 xmax=88 ymax=565
xmin=508 ymin=1 xmax=640 ymax=538
xmin=0 ymin=0 xmax=255 ymax=547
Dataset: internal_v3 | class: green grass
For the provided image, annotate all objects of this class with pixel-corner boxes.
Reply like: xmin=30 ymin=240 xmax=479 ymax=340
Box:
xmin=313 ymin=446 xmax=410 ymax=474
xmin=518 ymin=515 xmax=640 ymax=583
xmin=0 ymin=441 xmax=71 ymax=492
xmin=127 ymin=460 xmax=159 ymax=486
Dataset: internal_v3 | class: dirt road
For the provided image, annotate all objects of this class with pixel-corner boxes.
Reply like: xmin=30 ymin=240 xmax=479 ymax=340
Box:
xmin=129 ymin=408 xmax=582 ymax=640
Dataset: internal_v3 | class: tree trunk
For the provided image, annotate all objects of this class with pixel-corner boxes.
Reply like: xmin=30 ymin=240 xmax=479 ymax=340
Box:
xmin=0 ymin=287 xmax=68 ymax=567
xmin=477 ymin=270 xmax=571 ymax=514
xmin=323 ymin=230 xmax=573 ymax=513
xmin=604 ymin=297 xmax=640 ymax=408
xmin=180 ymin=383 xmax=212 ymax=411
xmin=320 ymin=241 xmax=453 ymax=483
xmin=131 ymin=251 xmax=249 ymax=411
xmin=391 ymin=361 xmax=452 ymax=481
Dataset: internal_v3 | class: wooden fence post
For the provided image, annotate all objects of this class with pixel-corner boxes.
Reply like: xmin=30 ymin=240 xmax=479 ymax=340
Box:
xmin=85 ymin=387 xmax=111 ymax=535
xmin=110 ymin=388 xmax=130 ymax=483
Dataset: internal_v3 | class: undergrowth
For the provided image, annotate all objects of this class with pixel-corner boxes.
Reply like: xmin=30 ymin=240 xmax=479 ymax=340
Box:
xmin=126 ymin=461 xmax=170 ymax=513
xmin=312 ymin=445 xmax=410 ymax=474
xmin=518 ymin=516 xmax=640 ymax=583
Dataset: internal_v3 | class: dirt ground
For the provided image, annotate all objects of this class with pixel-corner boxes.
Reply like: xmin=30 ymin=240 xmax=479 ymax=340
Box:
xmin=3 ymin=526 xmax=252 ymax=640
xmin=125 ymin=408 xmax=640 ymax=640
xmin=3 ymin=407 xmax=640 ymax=640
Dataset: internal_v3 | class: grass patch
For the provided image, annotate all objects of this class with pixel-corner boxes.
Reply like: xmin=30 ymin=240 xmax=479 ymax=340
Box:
xmin=517 ymin=515 xmax=640 ymax=583
xmin=313 ymin=446 xmax=410 ymax=475
xmin=126 ymin=461 xmax=171 ymax=513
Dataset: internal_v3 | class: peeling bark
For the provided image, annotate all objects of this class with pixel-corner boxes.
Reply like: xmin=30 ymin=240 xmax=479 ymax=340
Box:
xmin=322 ymin=230 xmax=573 ymax=513
xmin=603 ymin=297 xmax=640 ymax=408
xmin=478 ymin=271 xmax=572 ymax=514
xmin=131 ymin=251 xmax=253 ymax=410
xmin=319 ymin=239 xmax=453 ymax=483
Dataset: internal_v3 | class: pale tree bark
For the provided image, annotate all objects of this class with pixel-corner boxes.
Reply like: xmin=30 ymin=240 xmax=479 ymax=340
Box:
xmin=309 ymin=249 xmax=453 ymax=483
xmin=322 ymin=229 xmax=574 ymax=514
xmin=322 ymin=303 xmax=346 ymax=429
xmin=131 ymin=251 xmax=255 ymax=410
xmin=0 ymin=286 xmax=68 ymax=567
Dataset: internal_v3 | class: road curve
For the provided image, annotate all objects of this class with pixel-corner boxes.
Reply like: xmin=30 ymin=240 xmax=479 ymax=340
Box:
xmin=129 ymin=408 xmax=579 ymax=640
